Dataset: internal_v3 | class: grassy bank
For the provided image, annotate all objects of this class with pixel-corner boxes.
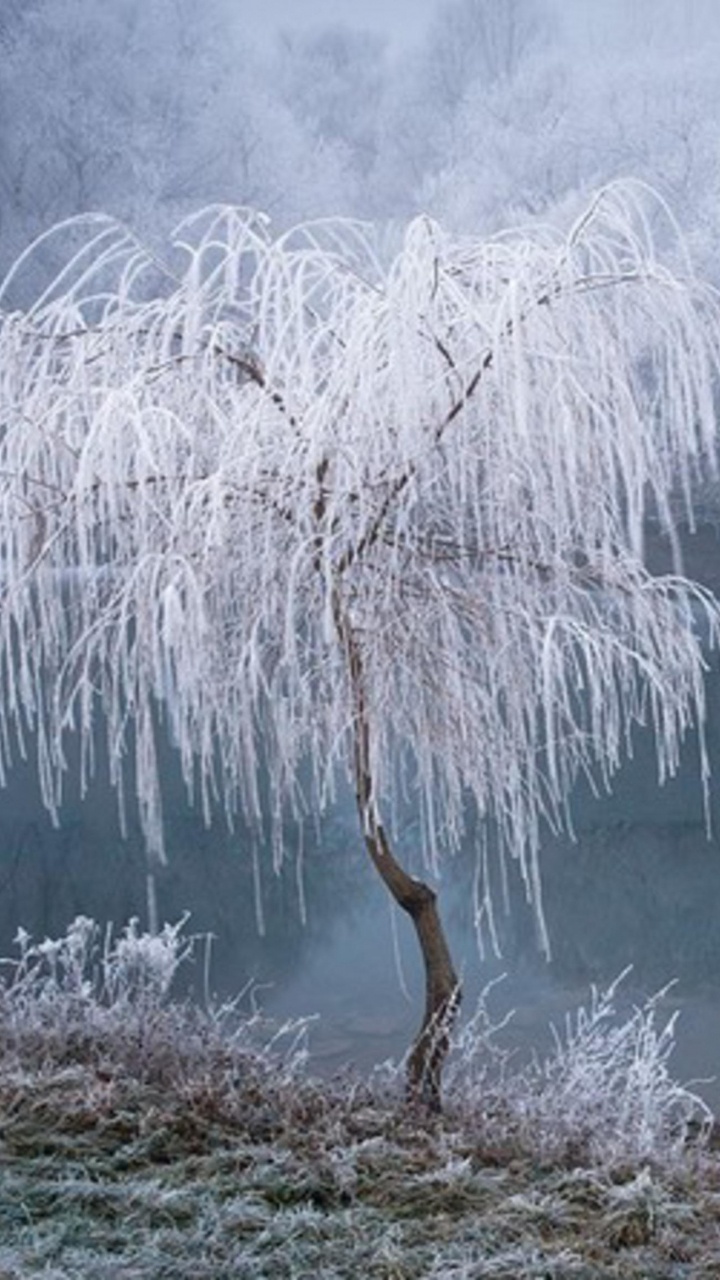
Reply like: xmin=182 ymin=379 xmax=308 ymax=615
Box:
xmin=0 ymin=920 xmax=718 ymax=1278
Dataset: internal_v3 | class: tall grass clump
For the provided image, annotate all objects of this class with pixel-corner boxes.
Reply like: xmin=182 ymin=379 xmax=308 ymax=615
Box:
xmin=443 ymin=969 xmax=714 ymax=1172
xmin=0 ymin=915 xmax=317 ymax=1142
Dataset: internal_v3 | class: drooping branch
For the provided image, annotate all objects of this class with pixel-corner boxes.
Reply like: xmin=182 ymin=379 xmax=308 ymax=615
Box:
xmin=0 ymin=183 xmax=718 ymax=953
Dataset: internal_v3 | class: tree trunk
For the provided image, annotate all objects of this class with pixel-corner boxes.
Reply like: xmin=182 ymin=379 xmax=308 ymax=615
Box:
xmin=363 ymin=818 xmax=461 ymax=1112
xmin=332 ymin=591 xmax=460 ymax=1110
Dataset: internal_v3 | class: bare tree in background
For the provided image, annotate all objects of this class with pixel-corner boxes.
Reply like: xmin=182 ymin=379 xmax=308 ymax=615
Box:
xmin=0 ymin=0 xmax=347 ymax=284
xmin=426 ymin=0 xmax=548 ymax=107
xmin=0 ymin=182 xmax=719 ymax=1108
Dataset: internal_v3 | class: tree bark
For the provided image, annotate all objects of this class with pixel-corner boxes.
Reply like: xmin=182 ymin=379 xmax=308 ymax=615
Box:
xmin=363 ymin=818 xmax=461 ymax=1112
xmin=332 ymin=592 xmax=460 ymax=1110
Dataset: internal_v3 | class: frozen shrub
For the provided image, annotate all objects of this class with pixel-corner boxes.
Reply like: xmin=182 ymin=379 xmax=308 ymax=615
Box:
xmin=1 ymin=915 xmax=189 ymax=1020
xmin=0 ymin=920 xmax=712 ymax=1178
xmin=446 ymin=969 xmax=713 ymax=1170
xmin=102 ymin=915 xmax=193 ymax=1007
xmin=0 ymin=915 xmax=311 ymax=1096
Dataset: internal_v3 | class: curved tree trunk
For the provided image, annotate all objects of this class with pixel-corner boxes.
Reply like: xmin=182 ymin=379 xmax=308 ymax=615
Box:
xmin=333 ymin=592 xmax=460 ymax=1111
xmin=362 ymin=818 xmax=461 ymax=1111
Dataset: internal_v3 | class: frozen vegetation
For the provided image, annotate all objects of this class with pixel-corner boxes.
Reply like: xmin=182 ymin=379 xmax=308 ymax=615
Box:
xmin=5 ymin=0 xmax=720 ymax=289
xmin=1 ymin=179 xmax=719 ymax=1102
xmin=2 ymin=3 xmax=720 ymax=1270
xmin=0 ymin=918 xmax=719 ymax=1278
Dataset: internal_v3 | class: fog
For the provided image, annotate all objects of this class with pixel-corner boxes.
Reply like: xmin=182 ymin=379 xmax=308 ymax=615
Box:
xmin=1 ymin=0 xmax=720 ymax=1103
xmin=244 ymin=0 xmax=437 ymax=49
xmin=4 ymin=0 xmax=720 ymax=281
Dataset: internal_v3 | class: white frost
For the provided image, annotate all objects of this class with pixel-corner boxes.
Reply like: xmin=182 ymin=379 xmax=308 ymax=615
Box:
xmin=0 ymin=183 xmax=718 ymax=947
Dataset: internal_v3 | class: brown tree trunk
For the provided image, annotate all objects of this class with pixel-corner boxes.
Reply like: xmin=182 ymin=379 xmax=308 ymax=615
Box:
xmin=332 ymin=592 xmax=460 ymax=1110
xmin=363 ymin=818 xmax=461 ymax=1112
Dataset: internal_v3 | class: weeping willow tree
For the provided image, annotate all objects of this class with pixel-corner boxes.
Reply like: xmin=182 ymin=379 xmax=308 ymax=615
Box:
xmin=0 ymin=181 xmax=719 ymax=1107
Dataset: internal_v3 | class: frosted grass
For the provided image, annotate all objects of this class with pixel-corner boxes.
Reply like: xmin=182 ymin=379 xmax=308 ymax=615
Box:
xmin=0 ymin=919 xmax=719 ymax=1278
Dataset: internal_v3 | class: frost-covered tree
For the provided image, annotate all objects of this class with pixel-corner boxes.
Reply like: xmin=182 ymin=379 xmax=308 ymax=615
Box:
xmin=425 ymin=0 xmax=548 ymax=102
xmin=371 ymin=0 xmax=553 ymax=224
xmin=0 ymin=183 xmax=719 ymax=1106
xmin=401 ymin=0 xmax=720 ymax=272
xmin=0 ymin=0 xmax=348 ymax=282
xmin=419 ymin=50 xmax=571 ymax=232
xmin=272 ymin=24 xmax=388 ymax=200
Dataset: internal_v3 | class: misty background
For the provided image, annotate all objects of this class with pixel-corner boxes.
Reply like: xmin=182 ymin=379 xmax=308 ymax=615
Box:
xmin=1 ymin=0 xmax=720 ymax=1101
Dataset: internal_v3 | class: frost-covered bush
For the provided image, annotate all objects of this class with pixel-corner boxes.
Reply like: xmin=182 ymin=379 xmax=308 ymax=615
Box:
xmin=0 ymin=919 xmax=711 ymax=1177
xmin=446 ymin=970 xmax=712 ymax=1170
xmin=526 ymin=972 xmax=712 ymax=1165
xmin=0 ymin=915 xmax=311 ymax=1094
xmin=103 ymin=915 xmax=193 ymax=1007
xmin=7 ymin=914 xmax=191 ymax=1009
xmin=2 ymin=915 xmax=190 ymax=1024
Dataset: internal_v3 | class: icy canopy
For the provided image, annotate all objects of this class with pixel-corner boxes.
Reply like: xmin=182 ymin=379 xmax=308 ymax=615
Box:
xmin=0 ymin=182 xmax=718 ymax=949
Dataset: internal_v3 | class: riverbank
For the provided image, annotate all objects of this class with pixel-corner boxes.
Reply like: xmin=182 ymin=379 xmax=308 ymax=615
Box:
xmin=1 ymin=920 xmax=719 ymax=1278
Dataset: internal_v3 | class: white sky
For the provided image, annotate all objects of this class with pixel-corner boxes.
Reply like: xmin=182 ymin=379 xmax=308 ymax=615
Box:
xmin=240 ymin=0 xmax=437 ymax=50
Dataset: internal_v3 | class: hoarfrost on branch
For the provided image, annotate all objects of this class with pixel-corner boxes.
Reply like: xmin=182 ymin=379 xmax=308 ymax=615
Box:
xmin=0 ymin=181 xmax=718 ymax=949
